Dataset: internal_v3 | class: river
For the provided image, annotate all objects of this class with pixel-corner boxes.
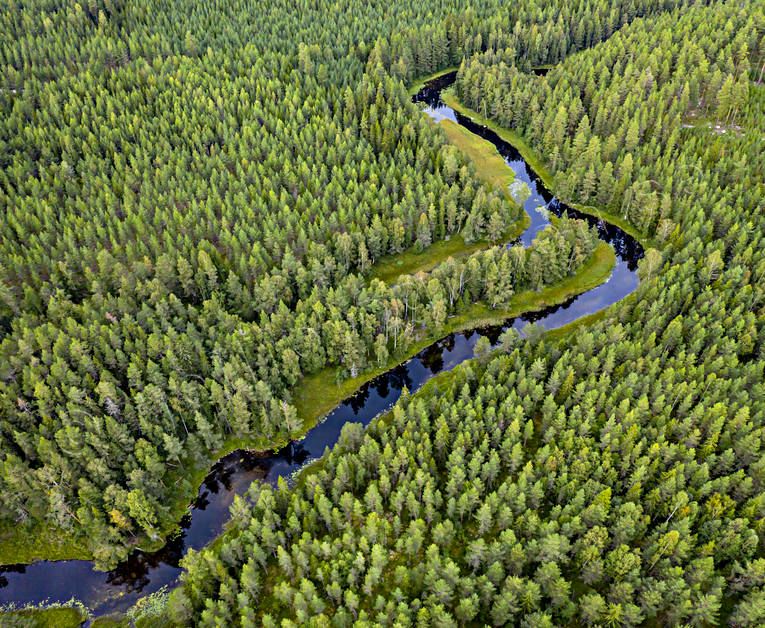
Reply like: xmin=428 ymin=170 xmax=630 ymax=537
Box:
xmin=0 ymin=70 xmax=643 ymax=618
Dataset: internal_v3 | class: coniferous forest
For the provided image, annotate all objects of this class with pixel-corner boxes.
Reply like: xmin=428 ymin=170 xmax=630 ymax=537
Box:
xmin=0 ymin=0 xmax=763 ymax=625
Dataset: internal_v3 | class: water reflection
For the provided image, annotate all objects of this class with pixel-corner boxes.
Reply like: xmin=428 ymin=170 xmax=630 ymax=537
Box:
xmin=0 ymin=71 xmax=643 ymax=618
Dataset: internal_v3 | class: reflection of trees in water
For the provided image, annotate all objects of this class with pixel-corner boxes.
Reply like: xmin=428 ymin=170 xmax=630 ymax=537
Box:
xmin=102 ymin=442 xmax=293 ymax=595
xmin=106 ymin=521 xmax=188 ymax=591
xmin=411 ymin=71 xmax=457 ymax=109
xmin=0 ymin=564 xmax=26 ymax=589
xmin=275 ymin=442 xmax=310 ymax=468
xmin=372 ymin=371 xmax=390 ymax=400
xmin=199 ymin=451 xmax=243 ymax=500
xmin=474 ymin=325 xmax=505 ymax=346
xmin=348 ymin=383 xmax=371 ymax=415
xmin=192 ymin=489 xmax=211 ymax=512
xmin=420 ymin=335 xmax=456 ymax=374
xmin=522 ymin=293 xmax=579 ymax=324
xmin=388 ymin=363 xmax=414 ymax=393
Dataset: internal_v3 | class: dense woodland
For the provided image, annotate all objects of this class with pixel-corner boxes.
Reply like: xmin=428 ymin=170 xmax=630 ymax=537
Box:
xmin=1 ymin=0 xmax=764 ymax=625
xmin=166 ymin=1 xmax=764 ymax=626
xmin=0 ymin=0 xmax=634 ymax=566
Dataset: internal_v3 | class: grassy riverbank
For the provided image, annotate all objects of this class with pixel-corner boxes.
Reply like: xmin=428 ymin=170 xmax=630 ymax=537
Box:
xmin=0 ymin=523 xmax=90 ymax=565
xmin=440 ymin=118 xmax=515 ymax=191
xmin=370 ymin=220 xmax=528 ymax=285
xmin=0 ymin=607 xmax=87 ymax=627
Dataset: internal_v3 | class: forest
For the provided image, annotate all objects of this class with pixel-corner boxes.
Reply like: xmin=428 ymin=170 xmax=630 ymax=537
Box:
xmin=0 ymin=0 xmax=763 ymax=625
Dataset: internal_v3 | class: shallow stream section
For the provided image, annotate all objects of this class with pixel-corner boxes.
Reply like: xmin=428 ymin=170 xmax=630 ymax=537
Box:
xmin=0 ymin=71 xmax=643 ymax=617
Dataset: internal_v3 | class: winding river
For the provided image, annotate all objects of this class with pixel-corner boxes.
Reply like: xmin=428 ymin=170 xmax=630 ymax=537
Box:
xmin=0 ymin=71 xmax=643 ymax=618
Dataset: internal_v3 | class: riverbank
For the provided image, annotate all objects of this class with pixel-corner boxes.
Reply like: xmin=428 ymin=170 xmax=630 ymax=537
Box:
xmin=0 ymin=524 xmax=89 ymax=566
xmin=0 ymin=606 xmax=87 ymax=627
xmin=370 ymin=218 xmax=528 ymax=285
xmin=439 ymin=117 xmax=517 ymax=192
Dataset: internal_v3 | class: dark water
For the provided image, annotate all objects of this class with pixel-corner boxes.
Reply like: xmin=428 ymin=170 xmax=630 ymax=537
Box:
xmin=0 ymin=71 xmax=643 ymax=617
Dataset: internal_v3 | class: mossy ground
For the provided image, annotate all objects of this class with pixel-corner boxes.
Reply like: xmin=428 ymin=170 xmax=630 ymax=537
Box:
xmin=0 ymin=607 xmax=87 ymax=627
xmin=0 ymin=523 xmax=90 ymax=565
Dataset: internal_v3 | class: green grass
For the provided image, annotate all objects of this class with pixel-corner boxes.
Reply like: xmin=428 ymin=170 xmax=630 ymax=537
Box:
xmin=546 ymin=288 xmax=639 ymax=343
xmin=440 ymin=118 xmax=516 ymax=191
xmin=294 ymin=241 xmax=614 ymax=429
xmin=0 ymin=523 xmax=90 ymax=565
xmin=369 ymin=218 xmax=528 ymax=286
xmin=370 ymin=233 xmax=489 ymax=285
xmin=0 ymin=608 xmax=87 ymax=627
xmin=441 ymin=88 xmax=554 ymax=188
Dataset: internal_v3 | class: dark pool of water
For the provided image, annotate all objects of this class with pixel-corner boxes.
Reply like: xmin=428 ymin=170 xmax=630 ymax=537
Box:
xmin=0 ymin=71 xmax=643 ymax=617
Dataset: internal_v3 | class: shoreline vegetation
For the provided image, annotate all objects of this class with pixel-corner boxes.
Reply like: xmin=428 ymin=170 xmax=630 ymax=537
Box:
xmin=0 ymin=607 xmax=88 ymax=628
xmin=139 ymin=237 xmax=614 ymax=627
xmin=0 ymin=71 xmax=629 ymax=580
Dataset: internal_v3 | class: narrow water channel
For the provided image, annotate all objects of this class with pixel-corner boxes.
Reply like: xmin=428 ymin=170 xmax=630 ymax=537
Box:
xmin=0 ymin=71 xmax=643 ymax=617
